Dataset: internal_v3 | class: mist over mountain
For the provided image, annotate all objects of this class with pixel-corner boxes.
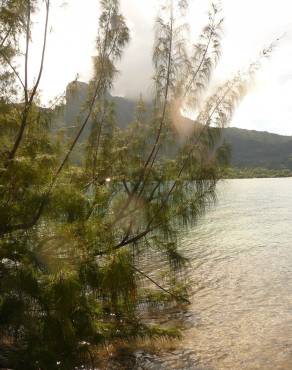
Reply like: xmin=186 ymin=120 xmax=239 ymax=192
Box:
xmin=62 ymin=81 xmax=292 ymax=170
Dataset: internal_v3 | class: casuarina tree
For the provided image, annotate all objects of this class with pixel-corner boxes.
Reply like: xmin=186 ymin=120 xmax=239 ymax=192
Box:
xmin=0 ymin=0 xmax=273 ymax=368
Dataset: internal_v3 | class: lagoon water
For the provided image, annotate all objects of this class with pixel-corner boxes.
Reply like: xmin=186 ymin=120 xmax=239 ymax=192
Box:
xmin=181 ymin=178 xmax=292 ymax=370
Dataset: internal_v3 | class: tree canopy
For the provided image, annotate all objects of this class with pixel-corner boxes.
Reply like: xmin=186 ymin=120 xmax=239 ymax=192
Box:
xmin=0 ymin=0 xmax=272 ymax=368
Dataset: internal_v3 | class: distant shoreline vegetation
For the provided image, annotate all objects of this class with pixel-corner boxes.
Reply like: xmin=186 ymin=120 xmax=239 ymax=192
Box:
xmin=223 ymin=167 xmax=292 ymax=179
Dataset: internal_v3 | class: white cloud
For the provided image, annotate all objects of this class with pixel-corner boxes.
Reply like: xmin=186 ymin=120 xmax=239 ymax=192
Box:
xmin=27 ymin=0 xmax=292 ymax=135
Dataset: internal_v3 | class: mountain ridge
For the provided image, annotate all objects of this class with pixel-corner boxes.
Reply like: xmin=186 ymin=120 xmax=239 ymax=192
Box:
xmin=62 ymin=81 xmax=292 ymax=170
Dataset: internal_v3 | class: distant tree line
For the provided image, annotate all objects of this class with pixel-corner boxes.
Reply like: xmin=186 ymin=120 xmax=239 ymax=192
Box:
xmin=223 ymin=167 xmax=292 ymax=179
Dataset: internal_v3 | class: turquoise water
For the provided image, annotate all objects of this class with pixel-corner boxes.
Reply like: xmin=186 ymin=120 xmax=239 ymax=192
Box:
xmin=181 ymin=178 xmax=292 ymax=369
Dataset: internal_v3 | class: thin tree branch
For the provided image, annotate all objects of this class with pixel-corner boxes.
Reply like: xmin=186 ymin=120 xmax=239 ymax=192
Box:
xmin=0 ymin=25 xmax=13 ymax=49
xmin=111 ymin=2 xmax=174 ymax=224
xmin=0 ymin=51 xmax=26 ymax=90
xmin=143 ymin=2 xmax=174 ymax=171
xmin=6 ymin=0 xmax=50 ymax=164
xmin=24 ymin=0 xmax=31 ymax=104
xmin=129 ymin=263 xmax=190 ymax=304
xmin=184 ymin=14 xmax=217 ymax=97
xmin=28 ymin=0 xmax=50 ymax=104
xmin=122 ymin=179 xmax=131 ymax=196
xmin=48 ymin=4 xmax=113 ymax=186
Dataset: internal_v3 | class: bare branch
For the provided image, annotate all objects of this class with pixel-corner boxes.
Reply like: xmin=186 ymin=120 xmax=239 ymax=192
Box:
xmin=122 ymin=179 xmax=131 ymax=195
xmin=129 ymin=263 xmax=190 ymax=304
xmin=24 ymin=0 xmax=31 ymax=104
xmin=0 ymin=51 xmax=26 ymax=90
xmin=28 ymin=0 xmax=50 ymax=105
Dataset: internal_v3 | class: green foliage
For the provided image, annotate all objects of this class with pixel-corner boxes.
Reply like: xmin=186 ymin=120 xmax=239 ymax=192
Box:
xmin=223 ymin=166 xmax=292 ymax=179
xmin=0 ymin=0 xmax=270 ymax=368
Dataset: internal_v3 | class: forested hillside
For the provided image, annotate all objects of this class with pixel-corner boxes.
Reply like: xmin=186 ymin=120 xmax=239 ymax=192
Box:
xmin=223 ymin=127 xmax=292 ymax=169
xmin=62 ymin=81 xmax=292 ymax=170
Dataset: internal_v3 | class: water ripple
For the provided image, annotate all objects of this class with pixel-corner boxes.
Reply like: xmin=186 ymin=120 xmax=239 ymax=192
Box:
xmin=179 ymin=178 xmax=292 ymax=370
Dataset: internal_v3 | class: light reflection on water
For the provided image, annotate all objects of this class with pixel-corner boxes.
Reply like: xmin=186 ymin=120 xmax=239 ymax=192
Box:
xmin=181 ymin=178 xmax=292 ymax=370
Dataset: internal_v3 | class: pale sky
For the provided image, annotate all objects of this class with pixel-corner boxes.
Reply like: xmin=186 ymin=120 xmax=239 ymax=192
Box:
xmin=28 ymin=0 xmax=292 ymax=135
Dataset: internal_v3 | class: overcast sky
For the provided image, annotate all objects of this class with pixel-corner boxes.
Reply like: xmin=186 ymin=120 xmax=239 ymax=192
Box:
xmin=28 ymin=0 xmax=292 ymax=135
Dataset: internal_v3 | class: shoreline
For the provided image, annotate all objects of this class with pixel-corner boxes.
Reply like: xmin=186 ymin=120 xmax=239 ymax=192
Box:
xmin=222 ymin=167 xmax=292 ymax=179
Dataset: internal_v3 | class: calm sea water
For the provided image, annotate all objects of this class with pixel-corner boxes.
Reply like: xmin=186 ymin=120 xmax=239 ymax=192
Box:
xmin=181 ymin=178 xmax=292 ymax=370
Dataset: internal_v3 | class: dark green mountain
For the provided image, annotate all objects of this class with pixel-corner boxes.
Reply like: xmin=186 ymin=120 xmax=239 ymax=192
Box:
xmin=64 ymin=81 xmax=138 ymax=130
xmin=223 ymin=127 xmax=292 ymax=169
xmin=62 ymin=81 xmax=292 ymax=170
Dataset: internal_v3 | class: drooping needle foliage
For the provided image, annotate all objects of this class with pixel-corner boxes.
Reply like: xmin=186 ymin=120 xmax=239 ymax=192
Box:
xmin=0 ymin=0 xmax=273 ymax=368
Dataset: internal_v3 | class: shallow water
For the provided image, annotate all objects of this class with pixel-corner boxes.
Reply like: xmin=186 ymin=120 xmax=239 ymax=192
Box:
xmin=180 ymin=178 xmax=292 ymax=370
